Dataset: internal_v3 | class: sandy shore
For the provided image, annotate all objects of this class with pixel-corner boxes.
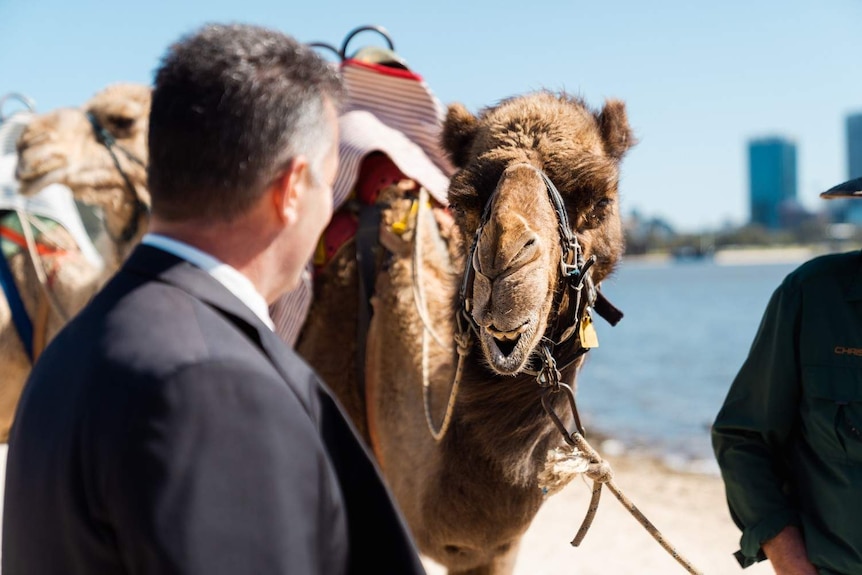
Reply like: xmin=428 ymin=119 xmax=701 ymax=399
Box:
xmin=423 ymin=452 xmax=774 ymax=575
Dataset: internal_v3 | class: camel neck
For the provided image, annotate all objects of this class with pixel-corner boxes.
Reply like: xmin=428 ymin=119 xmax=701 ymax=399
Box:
xmin=446 ymin=359 xmax=577 ymax=487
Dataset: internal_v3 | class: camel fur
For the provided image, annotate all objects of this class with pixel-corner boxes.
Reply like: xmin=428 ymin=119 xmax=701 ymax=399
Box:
xmin=298 ymin=91 xmax=635 ymax=574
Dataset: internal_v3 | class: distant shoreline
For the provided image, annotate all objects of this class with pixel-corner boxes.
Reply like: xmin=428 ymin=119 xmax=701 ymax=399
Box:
xmin=623 ymin=245 xmax=834 ymax=266
xmin=713 ymin=246 xmax=819 ymax=265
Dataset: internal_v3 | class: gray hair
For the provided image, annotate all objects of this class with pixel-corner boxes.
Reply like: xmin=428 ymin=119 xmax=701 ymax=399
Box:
xmin=148 ymin=23 xmax=345 ymax=221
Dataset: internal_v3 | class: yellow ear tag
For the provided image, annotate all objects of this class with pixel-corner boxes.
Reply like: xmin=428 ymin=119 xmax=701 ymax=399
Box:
xmin=579 ymin=314 xmax=599 ymax=348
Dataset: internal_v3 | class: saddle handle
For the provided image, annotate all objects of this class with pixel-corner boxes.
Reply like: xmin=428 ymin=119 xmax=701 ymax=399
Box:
xmin=339 ymin=25 xmax=395 ymax=60
xmin=0 ymin=93 xmax=36 ymax=123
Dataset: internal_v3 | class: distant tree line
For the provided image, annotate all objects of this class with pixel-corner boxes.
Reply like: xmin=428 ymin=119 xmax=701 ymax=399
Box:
xmin=623 ymin=210 xmax=862 ymax=256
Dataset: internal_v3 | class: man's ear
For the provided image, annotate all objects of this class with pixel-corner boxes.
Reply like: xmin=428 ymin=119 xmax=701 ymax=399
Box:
xmin=271 ymin=156 xmax=310 ymax=224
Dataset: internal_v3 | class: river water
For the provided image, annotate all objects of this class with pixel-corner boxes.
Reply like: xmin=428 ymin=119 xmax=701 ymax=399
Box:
xmin=576 ymin=254 xmax=812 ymax=474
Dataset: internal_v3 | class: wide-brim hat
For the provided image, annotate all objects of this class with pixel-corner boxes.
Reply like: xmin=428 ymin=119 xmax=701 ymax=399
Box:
xmin=820 ymin=176 xmax=862 ymax=199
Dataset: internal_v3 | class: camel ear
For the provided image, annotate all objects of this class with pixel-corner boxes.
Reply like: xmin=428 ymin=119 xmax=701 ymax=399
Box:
xmin=597 ymin=99 xmax=636 ymax=161
xmin=442 ymin=103 xmax=479 ymax=169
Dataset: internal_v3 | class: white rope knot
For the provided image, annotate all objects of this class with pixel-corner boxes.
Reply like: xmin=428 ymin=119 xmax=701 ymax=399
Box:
xmin=542 ymin=433 xmax=705 ymax=575
xmin=537 ymin=445 xmax=591 ymax=498
xmin=584 ymin=460 xmax=614 ymax=484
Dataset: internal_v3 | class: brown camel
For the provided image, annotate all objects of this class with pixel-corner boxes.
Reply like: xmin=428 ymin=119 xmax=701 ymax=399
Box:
xmin=298 ymin=91 xmax=635 ymax=574
xmin=0 ymin=83 xmax=150 ymax=441
xmin=15 ymin=83 xmax=151 ymax=268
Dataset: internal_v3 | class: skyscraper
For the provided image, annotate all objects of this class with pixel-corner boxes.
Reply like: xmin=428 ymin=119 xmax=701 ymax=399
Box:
xmin=748 ymin=137 xmax=798 ymax=229
xmin=829 ymin=112 xmax=862 ymax=224
xmin=848 ymin=112 xmax=862 ymax=180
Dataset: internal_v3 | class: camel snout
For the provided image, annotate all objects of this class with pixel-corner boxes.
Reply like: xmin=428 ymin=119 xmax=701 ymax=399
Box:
xmin=17 ymin=126 xmax=51 ymax=151
xmin=16 ymin=150 xmax=68 ymax=184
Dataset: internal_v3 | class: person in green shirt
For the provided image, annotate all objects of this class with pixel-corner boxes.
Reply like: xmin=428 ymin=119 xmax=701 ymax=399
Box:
xmin=713 ymin=175 xmax=862 ymax=575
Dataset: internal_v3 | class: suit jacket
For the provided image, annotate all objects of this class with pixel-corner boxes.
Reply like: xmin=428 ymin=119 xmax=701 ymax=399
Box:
xmin=3 ymin=245 xmax=425 ymax=575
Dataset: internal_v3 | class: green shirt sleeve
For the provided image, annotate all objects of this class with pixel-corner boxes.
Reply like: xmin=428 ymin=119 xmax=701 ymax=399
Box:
xmin=712 ymin=276 xmax=803 ymax=567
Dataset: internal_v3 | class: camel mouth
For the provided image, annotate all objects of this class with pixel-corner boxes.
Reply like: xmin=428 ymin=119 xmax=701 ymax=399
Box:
xmin=494 ymin=334 xmax=520 ymax=356
xmin=487 ymin=323 xmax=526 ymax=356
xmin=15 ymin=169 xmax=68 ymax=197
xmin=480 ymin=322 xmax=534 ymax=375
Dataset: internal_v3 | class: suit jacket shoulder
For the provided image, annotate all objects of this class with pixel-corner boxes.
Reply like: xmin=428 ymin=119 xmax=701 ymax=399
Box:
xmin=5 ymin=246 xmax=424 ymax=575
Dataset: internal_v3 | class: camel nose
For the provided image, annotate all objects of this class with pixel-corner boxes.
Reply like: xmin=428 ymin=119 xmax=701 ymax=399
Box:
xmin=17 ymin=128 xmax=49 ymax=152
xmin=15 ymin=149 xmax=67 ymax=183
xmin=474 ymin=233 xmax=539 ymax=281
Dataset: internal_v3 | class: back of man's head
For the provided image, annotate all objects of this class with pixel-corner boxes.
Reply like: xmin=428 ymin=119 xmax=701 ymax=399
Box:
xmin=148 ymin=23 xmax=344 ymax=222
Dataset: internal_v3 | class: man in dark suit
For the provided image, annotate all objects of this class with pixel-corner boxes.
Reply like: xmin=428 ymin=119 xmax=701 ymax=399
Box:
xmin=3 ymin=23 xmax=425 ymax=575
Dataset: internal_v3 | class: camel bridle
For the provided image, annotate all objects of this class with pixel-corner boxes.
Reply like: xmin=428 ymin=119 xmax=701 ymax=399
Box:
xmin=458 ymin=163 xmax=600 ymax=393
xmin=420 ymin=163 xmax=622 ymax=442
xmin=86 ymin=112 xmax=149 ymax=245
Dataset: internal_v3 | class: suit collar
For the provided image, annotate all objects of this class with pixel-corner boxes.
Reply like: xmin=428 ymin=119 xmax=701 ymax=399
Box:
xmin=122 ymin=244 xmax=318 ymax=421
xmin=123 ymin=245 xmax=267 ymax=330
xmin=140 ymin=234 xmax=274 ymax=330
xmin=123 ymin=245 xmax=304 ymax=387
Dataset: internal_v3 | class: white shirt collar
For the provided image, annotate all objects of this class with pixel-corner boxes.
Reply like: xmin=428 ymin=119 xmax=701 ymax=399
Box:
xmin=141 ymin=233 xmax=275 ymax=331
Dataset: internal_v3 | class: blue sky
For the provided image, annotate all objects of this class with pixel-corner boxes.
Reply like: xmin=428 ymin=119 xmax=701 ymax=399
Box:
xmin=2 ymin=0 xmax=860 ymax=232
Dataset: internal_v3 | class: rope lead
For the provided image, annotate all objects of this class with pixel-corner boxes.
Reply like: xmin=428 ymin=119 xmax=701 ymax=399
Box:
xmin=567 ymin=432 xmax=704 ymax=575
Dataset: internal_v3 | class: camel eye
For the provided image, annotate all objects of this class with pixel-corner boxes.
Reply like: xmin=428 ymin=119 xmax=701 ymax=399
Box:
xmin=107 ymin=115 xmax=134 ymax=131
xmin=595 ymin=197 xmax=613 ymax=209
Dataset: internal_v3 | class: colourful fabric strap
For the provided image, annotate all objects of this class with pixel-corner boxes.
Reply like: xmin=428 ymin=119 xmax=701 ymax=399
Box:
xmin=0 ymin=230 xmax=33 ymax=361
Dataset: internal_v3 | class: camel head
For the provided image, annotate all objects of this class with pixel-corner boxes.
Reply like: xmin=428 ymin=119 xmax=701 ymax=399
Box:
xmin=442 ymin=92 xmax=634 ymax=375
xmin=15 ymin=83 xmax=152 ymax=263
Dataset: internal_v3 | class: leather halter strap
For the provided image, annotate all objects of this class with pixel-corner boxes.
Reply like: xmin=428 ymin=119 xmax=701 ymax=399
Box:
xmin=456 ymin=163 xmax=622 ymax=383
xmin=459 ymin=164 xmax=592 ymax=335
xmin=86 ymin=112 xmax=149 ymax=245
